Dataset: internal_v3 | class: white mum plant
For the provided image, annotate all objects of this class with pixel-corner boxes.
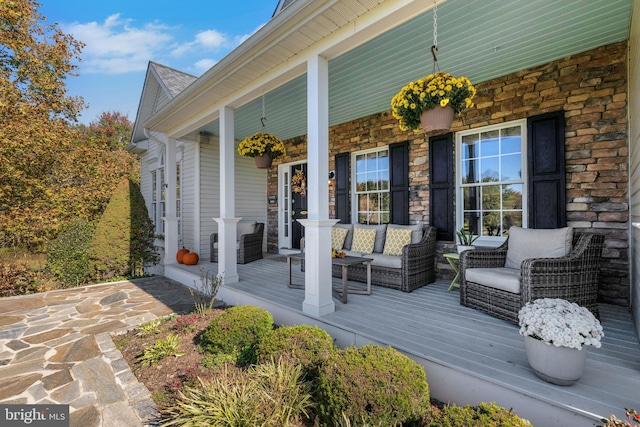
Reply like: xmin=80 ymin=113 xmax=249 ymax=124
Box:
xmin=518 ymin=298 xmax=604 ymax=350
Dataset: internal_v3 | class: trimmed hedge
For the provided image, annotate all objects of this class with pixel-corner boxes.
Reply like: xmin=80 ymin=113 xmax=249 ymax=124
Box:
xmin=425 ymin=402 xmax=532 ymax=426
xmin=256 ymin=324 xmax=334 ymax=380
xmin=200 ymin=305 xmax=273 ymax=365
xmin=87 ymin=178 xmax=156 ymax=281
xmin=317 ymin=344 xmax=430 ymax=426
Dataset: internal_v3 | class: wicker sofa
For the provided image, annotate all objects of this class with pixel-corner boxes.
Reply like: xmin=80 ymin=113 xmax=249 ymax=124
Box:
xmin=210 ymin=222 xmax=264 ymax=264
xmin=318 ymin=223 xmax=437 ymax=292
xmin=459 ymin=226 xmax=605 ymax=323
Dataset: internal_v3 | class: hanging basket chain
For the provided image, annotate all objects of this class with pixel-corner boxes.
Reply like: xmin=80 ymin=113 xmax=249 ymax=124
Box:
xmin=260 ymin=92 xmax=267 ymax=133
xmin=431 ymin=1 xmax=440 ymax=74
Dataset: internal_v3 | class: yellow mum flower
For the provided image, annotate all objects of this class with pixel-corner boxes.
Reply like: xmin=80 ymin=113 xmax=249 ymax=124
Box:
xmin=438 ymin=90 xmax=445 ymax=96
xmin=445 ymin=85 xmax=453 ymax=91
xmin=410 ymin=103 xmax=417 ymax=109
xmin=440 ymin=98 xmax=450 ymax=107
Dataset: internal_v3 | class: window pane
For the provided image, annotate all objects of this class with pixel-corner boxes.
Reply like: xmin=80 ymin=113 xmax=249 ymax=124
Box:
xmin=482 ymin=212 xmax=501 ymax=236
xmin=366 ymin=172 xmax=377 ymax=191
xmin=379 ymin=170 xmax=389 ymax=190
xmin=461 ymin=134 xmax=478 ymax=160
xmin=501 ymin=153 xmax=522 ymax=181
xmin=463 ymin=212 xmax=481 ymax=236
xmin=502 ymin=126 xmax=521 ymax=154
xmin=480 ymin=130 xmax=499 ymax=156
xmin=503 ymin=184 xmax=523 ymax=209
xmin=461 ymin=159 xmax=479 ymax=184
xmin=503 ymin=211 xmax=522 ymax=231
xmin=482 ymin=185 xmax=500 ymax=210
xmin=358 ymin=194 xmax=369 ymax=212
xmin=463 ymin=187 xmax=480 ymax=211
xmin=480 ymin=157 xmax=499 ymax=183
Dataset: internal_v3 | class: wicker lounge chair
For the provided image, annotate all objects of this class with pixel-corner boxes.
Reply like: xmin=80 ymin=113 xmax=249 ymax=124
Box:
xmin=459 ymin=230 xmax=605 ymax=323
xmin=211 ymin=222 xmax=264 ymax=264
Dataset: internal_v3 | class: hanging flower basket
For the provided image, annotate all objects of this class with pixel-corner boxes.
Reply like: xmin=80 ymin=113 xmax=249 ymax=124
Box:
xmin=420 ymin=105 xmax=455 ymax=134
xmin=254 ymin=153 xmax=273 ymax=169
xmin=237 ymin=132 xmax=286 ymax=168
xmin=391 ymin=71 xmax=476 ymax=134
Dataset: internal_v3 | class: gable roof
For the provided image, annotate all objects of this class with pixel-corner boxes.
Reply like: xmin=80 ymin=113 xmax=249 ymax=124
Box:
xmin=129 ymin=62 xmax=197 ymax=146
xmin=272 ymin=0 xmax=296 ymax=17
xmin=150 ymin=62 xmax=198 ymax=98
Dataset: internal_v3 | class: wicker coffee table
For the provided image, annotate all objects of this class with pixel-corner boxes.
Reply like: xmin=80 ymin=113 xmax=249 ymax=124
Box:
xmin=286 ymin=253 xmax=372 ymax=303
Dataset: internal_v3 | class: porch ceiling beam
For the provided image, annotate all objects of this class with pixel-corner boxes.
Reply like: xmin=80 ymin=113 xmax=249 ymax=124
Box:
xmin=145 ymin=0 xmax=446 ymax=139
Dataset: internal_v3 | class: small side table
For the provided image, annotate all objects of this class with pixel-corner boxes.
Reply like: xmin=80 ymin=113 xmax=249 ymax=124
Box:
xmin=443 ymin=253 xmax=460 ymax=291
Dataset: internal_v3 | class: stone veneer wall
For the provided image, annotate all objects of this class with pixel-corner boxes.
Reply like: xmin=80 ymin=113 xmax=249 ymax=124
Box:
xmin=267 ymin=41 xmax=629 ymax=305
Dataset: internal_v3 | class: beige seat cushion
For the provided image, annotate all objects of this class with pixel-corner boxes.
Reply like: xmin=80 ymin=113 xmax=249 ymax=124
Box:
xmin=466 ymin=267 xmax=522 ymax=294
xmin=504 ymin=226 xmax=573 ymax=269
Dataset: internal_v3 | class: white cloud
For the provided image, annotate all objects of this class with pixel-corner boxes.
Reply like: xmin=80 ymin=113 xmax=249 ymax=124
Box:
xmin=193 ymin=58 xmax=218 ymax=74
xmin=63 ymin=15 xmax=268 ymax=76
xmin=65 ymin=14 xmax=173 ymax=74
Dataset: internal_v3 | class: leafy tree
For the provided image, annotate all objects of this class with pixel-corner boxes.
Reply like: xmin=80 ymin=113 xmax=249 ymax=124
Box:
xmin=0 ymin=0 xmax=85 ymax=249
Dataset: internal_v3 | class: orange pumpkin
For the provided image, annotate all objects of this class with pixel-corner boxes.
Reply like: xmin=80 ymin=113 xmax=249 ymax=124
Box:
xmin=182 ymin=252 xmax=199 ymax=265
xmin=176 ymin=247 xmax=190 ymax=263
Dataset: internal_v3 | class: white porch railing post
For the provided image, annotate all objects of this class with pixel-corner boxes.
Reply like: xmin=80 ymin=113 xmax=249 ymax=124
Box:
xmin=164 ymin=137 xmax=179 ymax=264
xmin=302 ymin=54 xmax=336 ymax=316
xmin=215 ymin=106 xmax=240 ymax=284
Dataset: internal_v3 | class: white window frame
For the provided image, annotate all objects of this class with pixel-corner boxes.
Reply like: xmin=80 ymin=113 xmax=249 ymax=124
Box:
xmin=455 ymin=119 xmax=528 ymax=247
xmin=351 ymin=146 xmax=390 ymax=225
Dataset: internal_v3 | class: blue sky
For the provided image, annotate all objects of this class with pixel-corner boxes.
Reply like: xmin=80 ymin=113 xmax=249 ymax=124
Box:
xmin=40 ymin=1 xmax=277 ymax=124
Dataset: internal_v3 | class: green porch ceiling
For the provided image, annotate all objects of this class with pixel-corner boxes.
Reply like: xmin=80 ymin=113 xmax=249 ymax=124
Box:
xmin=188 ymin=0 xmax=632 ymax=144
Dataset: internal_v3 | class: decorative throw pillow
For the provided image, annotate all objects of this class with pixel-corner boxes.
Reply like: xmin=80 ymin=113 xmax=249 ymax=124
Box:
xmin=331 ymin=227 xmax=349 ymax=250
xmin=354 ymin=224 xmax=387 ymax=253
xmin=383 ymin=227 xmax=413 ymax=256
xmin=351 ymin=228 xmax=377 ymax=254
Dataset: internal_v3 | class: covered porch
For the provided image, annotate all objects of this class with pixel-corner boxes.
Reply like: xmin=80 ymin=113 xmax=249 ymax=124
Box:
xmin=165 ymin=256 xmax=640 ymax=427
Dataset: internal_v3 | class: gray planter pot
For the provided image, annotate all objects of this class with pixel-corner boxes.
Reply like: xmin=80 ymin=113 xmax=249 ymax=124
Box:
xmin=524 ymin=335 xmax=587 ymax=386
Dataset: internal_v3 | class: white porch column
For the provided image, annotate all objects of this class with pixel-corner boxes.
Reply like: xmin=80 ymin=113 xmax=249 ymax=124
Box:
xmin=164 ymin=137 xmax=179 ymax=264
xmin=215 ymin=106 xmax=240 ymax=284
xmin=302 ymin=54 xmax=336 ymax=316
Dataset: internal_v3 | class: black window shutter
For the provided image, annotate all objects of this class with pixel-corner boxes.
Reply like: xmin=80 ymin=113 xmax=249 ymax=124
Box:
xmin=334 ymin=152 xmax=350 ymax=224
xmin=429 ymin=132 xmax=454 ymax=240
xmin=389 ymin=141 xmax=409 ymax=225
xmin=527 ymin=111 xmax=566 ymax=229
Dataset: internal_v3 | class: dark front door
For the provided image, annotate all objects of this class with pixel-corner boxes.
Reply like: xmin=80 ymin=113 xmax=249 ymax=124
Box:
xmin=291 ymin=163 xmax=307 ymax=249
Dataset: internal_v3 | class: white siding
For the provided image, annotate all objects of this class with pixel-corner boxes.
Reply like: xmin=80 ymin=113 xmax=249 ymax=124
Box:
xmin=154 ymin=90 xmax=170 ymax=112
xmin=198 ymin=140 xmax=268 ymax=260
xmin=629 ymin=0 xmax=640 ymax=340
xmin=138 ymin=139 xmax=161 ymax=226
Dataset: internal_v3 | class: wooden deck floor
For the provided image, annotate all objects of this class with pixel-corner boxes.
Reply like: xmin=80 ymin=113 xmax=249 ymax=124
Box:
xmin=166 ymin=254 xmax=640 ymax=427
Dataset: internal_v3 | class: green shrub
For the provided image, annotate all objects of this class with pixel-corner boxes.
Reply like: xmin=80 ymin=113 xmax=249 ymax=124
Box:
xmin=199 ymin=305 xmax=273 ymax=365
xmin=316 ymin=344 xmax=430 ymax=426
xmin=46 ymin=217 xmax=94 ymax=287
xmin=87 ymin=178 xmax=157 ymax=282
xmin=163 ymin=359 xmax=312 ymax=427
xmin=256 ymin=324 xmax=334 ymax=380
xmin=425 ymin=402 xmax=532 ymax=427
